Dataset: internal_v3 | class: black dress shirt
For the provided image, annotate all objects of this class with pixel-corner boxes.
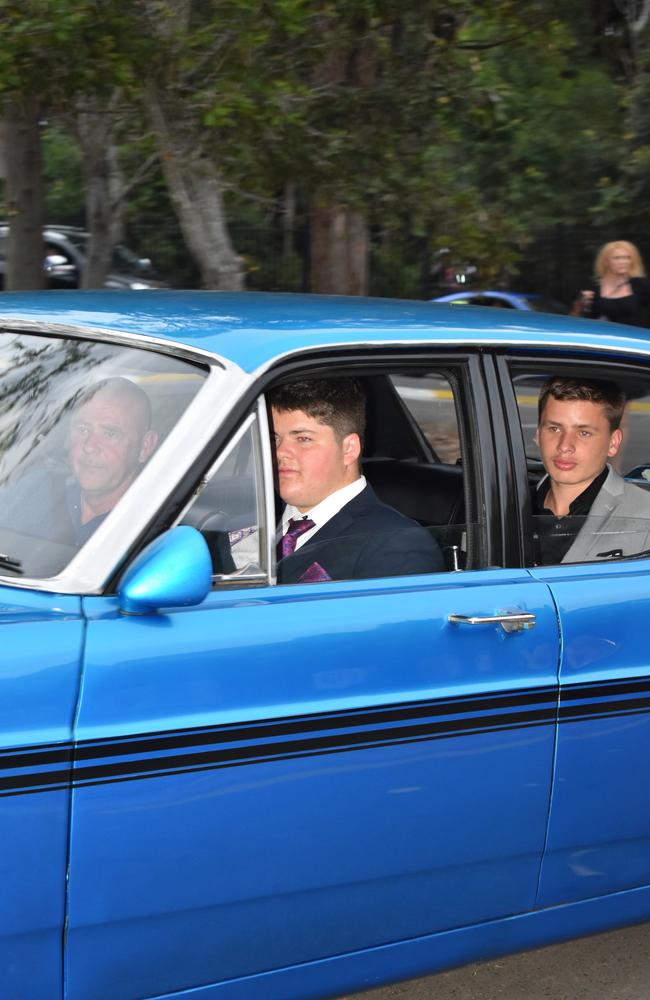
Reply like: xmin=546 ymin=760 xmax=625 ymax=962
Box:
xmin=532 ymin=467 xmax=609 ymax=565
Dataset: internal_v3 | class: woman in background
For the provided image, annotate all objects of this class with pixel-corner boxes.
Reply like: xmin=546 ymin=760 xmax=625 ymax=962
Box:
xmin=573 ymin=240 xmax=650 ymax=327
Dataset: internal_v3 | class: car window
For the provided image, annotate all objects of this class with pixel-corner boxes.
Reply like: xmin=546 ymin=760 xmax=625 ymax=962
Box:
xmin=509 ymin=364 xmax=650 ymax=566
xmin=180 ymin=409 xmax=268 ymax=584
xmin=0 ymin=331 xmax=207 ymax=578
xmin=44 ymin=241 xmax=74 ymax=266
xmin=392 ymin=373 xmax=461 ymax=464
xmin=442 ymin=295 xmax=513 ymax=308
xmin=186 ymin=367 xmax=482 ymax=587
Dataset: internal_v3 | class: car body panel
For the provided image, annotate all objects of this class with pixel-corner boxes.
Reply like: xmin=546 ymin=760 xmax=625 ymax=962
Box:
xmin=0 ymin=586 xmax=83 ymax=1000
xmin=140 ymin=885 xmax=650 ymax=1000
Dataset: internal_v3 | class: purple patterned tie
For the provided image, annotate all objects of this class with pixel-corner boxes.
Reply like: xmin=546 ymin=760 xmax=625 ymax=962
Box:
xmin=278 ymin=517 xmax=315 ymax=559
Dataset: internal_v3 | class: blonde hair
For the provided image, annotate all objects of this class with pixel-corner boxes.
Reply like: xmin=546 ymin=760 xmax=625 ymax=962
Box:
xmin=594 ymin=240 xmax=646 ymax=279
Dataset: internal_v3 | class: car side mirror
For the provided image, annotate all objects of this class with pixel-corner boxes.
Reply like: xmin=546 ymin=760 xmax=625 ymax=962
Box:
xmin=118 ymin=525 xmax=212 ymax=615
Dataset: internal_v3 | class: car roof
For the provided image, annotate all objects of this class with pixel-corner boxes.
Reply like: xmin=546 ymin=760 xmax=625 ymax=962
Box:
xmin=0 ymin=290 xmax=649 ymax=373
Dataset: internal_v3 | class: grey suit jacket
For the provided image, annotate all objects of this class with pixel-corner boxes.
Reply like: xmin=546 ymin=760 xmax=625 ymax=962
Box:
xmin=562 ymin=466 xmax=650 ymax=563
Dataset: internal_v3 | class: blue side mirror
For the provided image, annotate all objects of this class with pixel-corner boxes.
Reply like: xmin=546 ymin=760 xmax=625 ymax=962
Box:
xmin=118 ymin=526 xmax=212 ymax=615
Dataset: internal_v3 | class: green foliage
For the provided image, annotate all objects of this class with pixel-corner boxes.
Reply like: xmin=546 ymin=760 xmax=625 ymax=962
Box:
xmin=42 ymin=126 xmax=83 ymax=221
xmin=0 ymin=0 xmax=153 ymax=104
xmin=453 ymin=12 xmax=624 ymax=231
xmin=10 ymin=0 xmax=644 ymax=294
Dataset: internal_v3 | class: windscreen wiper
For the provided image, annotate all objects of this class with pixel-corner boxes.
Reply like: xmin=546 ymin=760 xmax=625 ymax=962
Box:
xmin=0 ymin=553 xmax=23 ymax=574
xmin=596 ymin=549 xmax=650 ymax=561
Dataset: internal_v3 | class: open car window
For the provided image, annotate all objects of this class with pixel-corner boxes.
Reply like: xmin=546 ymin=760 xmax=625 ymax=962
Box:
xmin=182 ymin=366 xmax=482 ymax=587
xmin=509 ymin=364 xmax=650 ymax=567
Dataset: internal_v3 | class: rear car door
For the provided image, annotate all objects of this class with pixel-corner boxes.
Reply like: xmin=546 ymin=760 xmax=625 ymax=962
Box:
xmin=65 ymin=352 xmax=561 ymax=1000
xmin=501 ymin=353 xmax=650 ymax=908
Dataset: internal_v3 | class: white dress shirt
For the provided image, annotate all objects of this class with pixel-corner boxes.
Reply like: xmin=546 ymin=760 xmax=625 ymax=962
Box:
xmin=279 ymin=476 xmax=367 ymax=552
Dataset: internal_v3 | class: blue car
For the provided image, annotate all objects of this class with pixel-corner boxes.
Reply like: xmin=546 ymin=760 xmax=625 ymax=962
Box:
xmin=0 ymin=290 xmax=649 ymax=1000
xmin=432 ymin=289 xmax=568 ymax=313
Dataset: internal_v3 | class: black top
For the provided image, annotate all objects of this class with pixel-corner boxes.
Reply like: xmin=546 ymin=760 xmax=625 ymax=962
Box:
xmin=586 ymin=277 xmax=650 ymax=327
xmin=532 ymin=467 xmax=608 ymax=565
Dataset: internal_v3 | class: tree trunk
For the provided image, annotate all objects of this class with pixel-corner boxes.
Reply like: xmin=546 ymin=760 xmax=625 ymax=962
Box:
xmin=310 ymin=196 xmax=369 ymax=295
xmin=76 ymin=96 xmax=114 ymax=289
xmin=107 ymin=138 xmax=126 ymax=247
xmin=308 ymin=13 xmax=373 ymax=296
xmin=3 ymin=94 xmax=45 ymax=290
xmin=146 ymin=85 xmax=245 ymax=290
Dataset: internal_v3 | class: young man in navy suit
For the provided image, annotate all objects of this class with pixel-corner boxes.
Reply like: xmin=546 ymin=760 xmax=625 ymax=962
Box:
xmin=268 ymin=377 xmax=443 ymax=584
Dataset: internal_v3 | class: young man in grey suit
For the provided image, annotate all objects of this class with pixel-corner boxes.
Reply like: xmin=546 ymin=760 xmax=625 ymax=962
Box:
xmin=268 ymin=377 xmax=443 ymax=583
xmin=533 ymin=376 xmax=650 ymax=564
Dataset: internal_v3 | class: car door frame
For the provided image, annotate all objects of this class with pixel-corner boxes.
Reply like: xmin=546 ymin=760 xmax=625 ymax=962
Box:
xmin=495 ymin=348 xmax=650 ymax=908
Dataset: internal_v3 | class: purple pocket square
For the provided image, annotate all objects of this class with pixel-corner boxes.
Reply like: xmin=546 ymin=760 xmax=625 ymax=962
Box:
xmin=298 ymin=561 xmax=332 ymax=583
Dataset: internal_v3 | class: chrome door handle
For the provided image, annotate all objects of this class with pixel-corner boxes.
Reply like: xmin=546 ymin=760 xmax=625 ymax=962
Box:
xmin=448 ymin=611 xmax=536 ymax=634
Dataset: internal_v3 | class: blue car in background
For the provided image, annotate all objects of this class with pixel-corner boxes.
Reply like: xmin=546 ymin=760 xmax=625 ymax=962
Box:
xmin=432 ymin=288 xmax=568 ymax=313
xmin=0 ymin=290 xmax=649 ymax=1000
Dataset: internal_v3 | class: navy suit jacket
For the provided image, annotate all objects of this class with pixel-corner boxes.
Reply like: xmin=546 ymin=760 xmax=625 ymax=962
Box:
xmin=277 ymin=485 xmax=443 ymax=584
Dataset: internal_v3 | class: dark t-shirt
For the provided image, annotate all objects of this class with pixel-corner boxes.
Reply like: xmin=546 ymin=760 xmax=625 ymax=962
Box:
xmin=532 ymin=467 xmax=608 ymax=565
xmin=587 ymin=277 xmax=650 ymax=327
xmin=64 ymin=480 xmax=109 ymax=545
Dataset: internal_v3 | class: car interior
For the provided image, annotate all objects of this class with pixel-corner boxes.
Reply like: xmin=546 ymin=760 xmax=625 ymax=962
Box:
xmin=183 ymin=371 xmax=470 ymax=580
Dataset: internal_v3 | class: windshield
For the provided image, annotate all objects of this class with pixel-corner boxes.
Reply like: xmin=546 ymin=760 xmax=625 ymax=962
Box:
xmin=0 ymin=331 xmax=206 ymax=579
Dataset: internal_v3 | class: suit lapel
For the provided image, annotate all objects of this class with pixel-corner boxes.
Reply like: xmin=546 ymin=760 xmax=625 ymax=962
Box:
xmin=281 ymin=485 xmax=375 ymax=553
xmin=277 ymin=486 xmax=375 ymax=581
xmin=562 ymin=467 xmax=624 ymax=562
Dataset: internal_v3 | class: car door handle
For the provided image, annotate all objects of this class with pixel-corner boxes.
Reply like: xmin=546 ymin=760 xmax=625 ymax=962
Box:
xmin=448 ymin=611 xmax=536 ymax=634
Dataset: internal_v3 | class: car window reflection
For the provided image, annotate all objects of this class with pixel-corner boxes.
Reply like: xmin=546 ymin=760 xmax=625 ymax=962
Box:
xmin=0 ymin=333 xmax=205 ymax=578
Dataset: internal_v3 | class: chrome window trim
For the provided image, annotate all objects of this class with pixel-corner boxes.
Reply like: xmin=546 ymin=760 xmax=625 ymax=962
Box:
xmin=257 ymin=395 xmax=277 ymax=585
xmin=0 ymin=323 xmax=254 ymax=595
xmin=0 ymin=318 xmax=226 ymax=369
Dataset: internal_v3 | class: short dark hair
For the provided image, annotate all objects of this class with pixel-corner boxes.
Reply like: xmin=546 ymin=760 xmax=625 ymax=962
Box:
xmin=267 ymin=377 xmax=366 ymax=441
xmin=538 ymin=376 xmax=626 ymax=431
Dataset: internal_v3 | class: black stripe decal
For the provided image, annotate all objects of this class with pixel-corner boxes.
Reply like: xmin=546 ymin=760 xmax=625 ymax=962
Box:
xmin=2 ymin=677 xmax=649 ymax=797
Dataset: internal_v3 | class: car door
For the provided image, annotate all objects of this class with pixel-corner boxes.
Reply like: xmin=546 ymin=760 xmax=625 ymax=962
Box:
xmin=65 ymin=356 xmax=561 ymax=1000
xmin=0 ymin=586 xmax=83 ymax=1000
xmin=501 ymin=355 xmax=650 ymax=908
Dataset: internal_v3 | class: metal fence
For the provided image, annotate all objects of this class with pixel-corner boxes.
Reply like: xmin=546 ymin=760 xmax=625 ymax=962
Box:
xmin=179 ymin=222 xmax=650 ymax=303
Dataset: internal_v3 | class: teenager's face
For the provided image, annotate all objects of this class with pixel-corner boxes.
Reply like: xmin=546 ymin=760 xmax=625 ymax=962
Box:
xmin=537 ymin=396 xmax=621 ymax=493
xmin=272 ymin=407 xmax=360 ymax=513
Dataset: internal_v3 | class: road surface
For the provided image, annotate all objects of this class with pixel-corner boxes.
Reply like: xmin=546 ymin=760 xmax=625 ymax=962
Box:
xmin=344 ymin=921 xmax=650 ymax=999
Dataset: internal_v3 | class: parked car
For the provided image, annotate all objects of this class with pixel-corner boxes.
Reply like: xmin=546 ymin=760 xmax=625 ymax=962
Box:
xmin=0 ymin=224 xmax=165 ymax=290
xmin=0 ymin=290 xmax=649 ymax=1000
xmin=432 ymin=289 xmax=568 ymax=313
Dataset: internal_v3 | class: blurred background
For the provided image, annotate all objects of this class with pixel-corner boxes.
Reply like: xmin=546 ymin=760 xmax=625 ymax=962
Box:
xmin=1 ymin=1 xmax=649 ymax=306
